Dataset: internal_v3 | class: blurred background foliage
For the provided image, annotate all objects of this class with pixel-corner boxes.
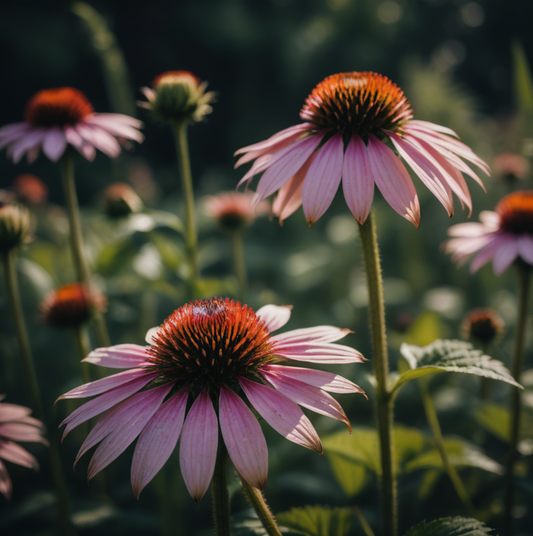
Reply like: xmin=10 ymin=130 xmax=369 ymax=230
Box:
xmin=0 ymin=0 xmax=533 ymax=535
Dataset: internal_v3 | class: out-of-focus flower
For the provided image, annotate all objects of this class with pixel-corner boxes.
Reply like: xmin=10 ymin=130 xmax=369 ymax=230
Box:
xmin=461 ymin=307 xmax=504 ymax=345
xmin=445 ymin=190 xmax=533 ymax=275
xmin=203 ymin=191 xmax=270 ymax=232
xmin=102 ymin=183 xmax=143 ymax=218
xmin=41 ymin=283 xmax=107 ymax=329
xmin=0 ymin=395 xmax=48 ymax=500
xmin=493 ymin=153 xmax=529 ymax=182
xmin=0 ymin=202 xmax=32 ymax=253
xmin=138 ymin=71 xmax=216 ymax=123
xmin=0 ymin=87 xmax=143 ymax=163
xmin=59 ymin=298 xmax=365 ymax=502
xmin=12 ymin=174 xmax=48 ymax=206
xmin=235 ymin=72 xmax=489 ymax=226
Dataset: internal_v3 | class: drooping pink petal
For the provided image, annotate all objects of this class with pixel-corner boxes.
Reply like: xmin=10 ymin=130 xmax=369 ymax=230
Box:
xmin=42 ymin=127 xmax=67 ymax=162
xmin=260 ymin=370 xmax=351 ymax=432
xmin=271 ymin=326 xmax=352 ymax=345
xmin=517 ymin=235 xmax=533 ymax=265
xmin=302 ymin=133 xmax=344 ymax=226
xmin=0 ymin=440 xmax=38 ymax=469
xmin=58 ymin=368 xmax=150 ymax=401
xmin=492 ymin=237 xmax=519 ymax=276
xmin=75 ymin=124 xmax=121 ymax=158
xmin=255 ymin=304 xmax=292 ymax=332
xmin=366 ymin=135 xmax=420 ymax=227
xmin=469 ymin=236 xmax=504 ymax=273
xmin=0 ymin=460 xmax=12 ymax=500
xmin=219 ymin=385 xmax=268 ymax=490
xmin=445 ymin=235 xmax=495 ymax=262
xmin=83 ymin=115 xmax=144 ymax=143
xmin=447 ymin=222 xmax=492 ymax=238
xmin=8 ymin=129 xmax=47 ymax=164
xmin=0 ymin=122 xmax=30 ymax=145
xmin=239 ymin=377 xmax=322 ymax=454
xmin=261 ymin=364 xmax=365 ymax=394
xmin=131 ymin=389 xmax=189 ymax=499
xmin=60 ymin=373 xmax=158 ymax=439
xmin=86 ymin=383 xmax=174 ymax=480
xmin=255 ymin=133 xmax=325 ymax=202
xmin=0 ymin=423 xmax=47 ymax=444
xmin=274 ymin=341 xmax=365 ymax=364
xmin=179 ymin=390 xmax=218 ymax=502
xmin=342 ymin=134 xmax=374 ymax=224
xmin=479 ymin=211 xmax=501 ymax=230
xmin=0 ymin=404 xmax=31 ymax=422
xmin=89 ymin=113 xmax=144 ymax=128
xmin=388 ymin=131 xmax=454 ymax=217
xmin=82 ymin=344 xmax=151 ymax=368
xmin=409 ymin=120 xmax=460 ymax=138
xmin=78 ymin=139 xmax=96 ymax=161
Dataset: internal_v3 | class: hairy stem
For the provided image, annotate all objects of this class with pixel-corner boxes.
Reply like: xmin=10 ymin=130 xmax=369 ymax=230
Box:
xmin=232 ymin=230 xmax=247 ymax=298
xmin=503 ymin=262 xmax=531 ymax=534
xmin=358 ymin=214 xmax=396 ymax=536
xmin=211 ymin=439 xmax=231 ymax=536
xmin=240 ymin=478 xmax=282 ymax=536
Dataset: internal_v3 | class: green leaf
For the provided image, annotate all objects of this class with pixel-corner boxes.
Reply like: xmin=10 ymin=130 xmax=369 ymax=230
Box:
xmin=404 ymin=438 xmax=503 ymax=475
xmin=116 ymin=211 xmax=184 ymax=238
xmin=512 ymin=41 xmax=533 ymax=114
xmin=403 ymin=516 xmax=493 ymax=536
xmin=277 ymin=505 xmax=352 ymax=536
xmin=402 ymin=311 xmax=445 ymax=348
xmin=474 ymin=403 xmax=533 ymax=442
xmin=391 ymin=339 xmax=521 ymax=396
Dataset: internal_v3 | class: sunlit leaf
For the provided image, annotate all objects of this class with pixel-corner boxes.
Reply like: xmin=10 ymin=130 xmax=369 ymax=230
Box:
xmin=96 ymin=238 xmax=138 ymax=276
xmin=403 ymin=516 xmax=493 ymax=536
xmin=277 ymin=505 xmax=352 ymax=536
xmin=149 ymin=231 xmax=185 ymax=270
xmin=18 ymin=258 xmax=55 ymax=298
xmin=116 ymin=211 xmax=184 ymax=238
xmin=391 ymin=340 xmax=521 ymax=397
xmin=402 ymin=311 xmax=445 ymax=347
xmin=512 ymin=41 xmax=533 ymax=114
xmin=474 ymin=403 xmax=533 ymax=443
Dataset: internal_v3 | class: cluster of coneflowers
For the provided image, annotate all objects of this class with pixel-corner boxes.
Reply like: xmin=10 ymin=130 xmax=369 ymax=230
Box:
xmin=0 ymin=67 xmax=531 ymax=536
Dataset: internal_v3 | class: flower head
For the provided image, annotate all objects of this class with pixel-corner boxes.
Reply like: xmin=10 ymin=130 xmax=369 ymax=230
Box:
xmin=235 ymin=72 xmax=489 ymax=227
xmin=0 ymin=202 xmax=32 ymax=253
xmin=203 ymin=191 xmax=269 ymax=232
xmin=493 ymin=152 xmax=529 ymax=182
xmin=0 ymin=395 xmax=48 ymax=499
xmin=58 ymin=298 xmax=365 ymax=502
xmin=0 ymin=87 xmax=143 ymax=163
xmin=41 ymin=283 xmax=107 ymax=329
xmin=445 ymin=190 xmax=533 ymax=275
xmin=461 ymin=308 xmax=504 ymax=345
xmin=12 ymin=174 xmax=48 ymax=206
xmin=102 ymin=183 xmax=143 ymax=218
xmin=138 ymin=71 xmax=216 ymax=123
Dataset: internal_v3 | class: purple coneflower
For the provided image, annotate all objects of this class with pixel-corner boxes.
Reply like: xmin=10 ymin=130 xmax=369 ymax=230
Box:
xmin=0 ymin=87 xmax=143 ymax=163
xmin=445 ymin=190 xmax=533 ymax=275
xmin=59 ymin=298 xmax=365 ymax=502
xmin=235 ymin=72 xmax=489 ymax=226
xmin=0 ymin=395 xmax=48 ymax=499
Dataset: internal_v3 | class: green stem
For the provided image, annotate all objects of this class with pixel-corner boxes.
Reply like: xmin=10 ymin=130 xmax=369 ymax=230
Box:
xmin=211 ymin=439 xmax=231 ymax=536
xmin=60 ymin=151 xmax=110 ymax=347
xmin=503 ymin=262 xmax=531 ymax=534
xmin=1 ymin=250 xmax=73 ymax=535
xmin=354 ymin=506 xmax=376 ymax=536
xmin=173 ymin=120 xmax=199 ymax=283
xmin=358 ymin=214 xmax=396 ymax=536
xmin=72 ymin=326 xmax=92 ymax=385
xmin=240 ymin=478 xmax=282 ymax=536
xmin=419 ymin=379 xmax=475 ymax=515
xmin=232 ymin=230 xmax=247 ymax=298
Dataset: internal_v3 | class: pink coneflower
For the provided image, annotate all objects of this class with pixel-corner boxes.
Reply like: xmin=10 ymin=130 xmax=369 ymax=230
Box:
xmin=203 ymin=191 xmax=269 ymax=231
xmin=0 ymin=395 xmax=48 ymax=499
xmin=0 ymin=87 xmax=143 ymax=163
xmin=445 ymin=190 xmax=533 ymax=275
xmin=235 ymin=72 xmax=489 ymax=226
xmin=58 ymin=298 xmax=365 ymax=502
xmin=493 ymin=152 xmax=529 ymax=182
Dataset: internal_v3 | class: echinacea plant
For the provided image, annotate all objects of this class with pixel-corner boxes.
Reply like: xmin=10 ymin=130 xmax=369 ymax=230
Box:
xmin=59 ymin=298 xmax=365 ymax=535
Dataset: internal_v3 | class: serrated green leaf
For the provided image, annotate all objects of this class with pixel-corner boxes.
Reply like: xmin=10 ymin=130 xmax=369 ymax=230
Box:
xmin=277 ymin=505 xmax=352 ymax=536
xmin=391 ymin=340 xmax=521 ymax=396
xmin=404 ymin=438 xmax=503 ymax=475
xmin=403 ymin=516 xmax=493 ymax=536
xmin=512 ymin=41 xmax=533 ymax=114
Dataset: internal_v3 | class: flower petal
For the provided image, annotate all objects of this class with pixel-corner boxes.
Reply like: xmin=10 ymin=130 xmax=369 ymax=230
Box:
xmin=219 ymin=385 xmax=268 ymax=490
xmin=0 ymin=460 xmax=12 ymax=500
xmin=42 ymin=127 xmax=67 ymax=162
xmin=469 ymin=237 xmax=503 ymax=273
xmin=302 ymin=133 xmax=344 ymax=226
xmin=342 ymin=134 xmax=374 ymax=224
xmin=261 ymin=364 xmax=365 ymax=394
xmin=8 ymin=129 xmax=47 ymax=164
xmin=493 ymin=237 xmax=519 ymax=276
xmin=367 ymin=135 xmax=420 ymax=227
xmin=260 ymin=370 xmax=351 ymax=432
xmin=131 ymin=389 xmax=189 ymax=499
xmin=86 ymin=383 xmax=174 ymax=480
xmin=84 ymin=115 xmax=144 ymax=143
xmin=179 ymin=390 xmax=218 ymax=502
xmin=271 ymin=326 xmax=352 ymax=345
xmin=0 ymin=423 xmax=47 ymax=444
xmin=82 ymin=344 xmax=151 ymax=368
xmin=517 ymin=235 xmax=533 ymax=265
xmin=0 ymin=440 xmax=38 ymax=469
xmin=274 ymin=341 xmax=365 ymax=364
xmin=255 ymin=304 xmax=292 ymax=332
xmin=239 ymin=378 xmax=322 ymax=454
xmin=75 ymin=123 xmax=121 ymax=158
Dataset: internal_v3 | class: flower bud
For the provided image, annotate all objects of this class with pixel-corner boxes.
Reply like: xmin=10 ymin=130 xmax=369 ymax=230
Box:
xmin=461 ymin=308 xmax=504 ymax=345
xmin=0 ymin=202 xmax=32 ymax=253
xmin=203 ymin=192 xmax=269 ymax=232
xmin=139 ymin=70 xmax=215 ymax=123
xmin=102 ymin=183 xmax=143 ymax=218
xmin=12 ymin=174 xmax=48 ymax=206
